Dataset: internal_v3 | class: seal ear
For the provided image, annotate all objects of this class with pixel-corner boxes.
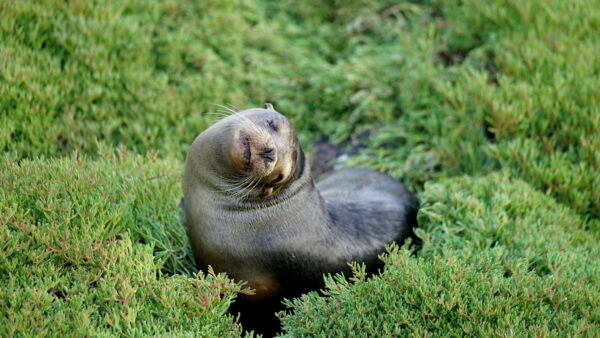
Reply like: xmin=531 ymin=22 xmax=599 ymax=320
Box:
xmin=265 ymin=103 xmax=274 ymax=111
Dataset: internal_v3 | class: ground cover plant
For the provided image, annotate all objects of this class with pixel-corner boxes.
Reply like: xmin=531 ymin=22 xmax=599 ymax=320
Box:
xmin=1 ymin=0 xmax=599 ymax=336
xmin=0 ymin=150 xmax=245 ymax=336
xmin=280 ymin=174 xmax=600 ymax=336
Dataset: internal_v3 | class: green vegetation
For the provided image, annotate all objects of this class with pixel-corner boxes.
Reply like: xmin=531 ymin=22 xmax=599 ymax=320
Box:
xmin=280 ymin=174 xmax=599 ymax=336
xmin=1 ymin=0 xmax=599 ymax=336
xmin=0 ymin=151 xmax=246 ymax=336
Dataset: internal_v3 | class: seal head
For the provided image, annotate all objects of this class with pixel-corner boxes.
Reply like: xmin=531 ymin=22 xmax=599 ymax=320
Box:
xmin=225 ymin=104 xmax=300 ymax=199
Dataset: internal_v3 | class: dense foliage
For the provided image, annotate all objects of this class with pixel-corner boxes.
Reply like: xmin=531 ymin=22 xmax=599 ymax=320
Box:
xmin=1 ymin=0 xmax=598 ymax=336
xmin=0 ymin=151 xmax=246 ymax=336
xmin=280 ymin=174 xmax=599 ymax=336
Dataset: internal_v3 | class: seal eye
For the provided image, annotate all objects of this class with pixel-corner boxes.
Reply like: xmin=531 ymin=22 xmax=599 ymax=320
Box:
xmin=267 ymin=119 xmax=278 ymax=132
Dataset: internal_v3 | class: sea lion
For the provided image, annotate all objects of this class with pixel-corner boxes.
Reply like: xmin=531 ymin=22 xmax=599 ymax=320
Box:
xmin=182 ymin=104 xmax=419 ymax=335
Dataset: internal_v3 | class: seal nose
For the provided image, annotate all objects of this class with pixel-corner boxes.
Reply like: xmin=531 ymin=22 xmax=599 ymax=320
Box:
xmin=259 ymin=148 xmax=276 ymax=162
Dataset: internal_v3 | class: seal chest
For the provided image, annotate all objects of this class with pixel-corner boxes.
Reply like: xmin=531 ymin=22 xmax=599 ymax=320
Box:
xmin=183 ymin=103 xmax=419 ymax=335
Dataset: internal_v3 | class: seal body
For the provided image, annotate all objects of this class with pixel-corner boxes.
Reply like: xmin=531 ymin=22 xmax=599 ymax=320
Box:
xmin=183 ymin=105 xmax=418 ymax=335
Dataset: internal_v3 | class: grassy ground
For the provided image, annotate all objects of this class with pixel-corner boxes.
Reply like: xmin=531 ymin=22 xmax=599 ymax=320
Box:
xmin=1 ymin=0 xmax=599 ymax=336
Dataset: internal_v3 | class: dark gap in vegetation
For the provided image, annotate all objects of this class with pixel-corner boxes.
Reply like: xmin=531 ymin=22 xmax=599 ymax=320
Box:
xmin=40 ymin=36 xmax=70 ymax=71
xmin=59 ymin=54 xmax=66 ymax=71
xmin=428 ymin=1 xmax=444 ymax=19
xmin=149 ymin=29 xmax=170 ymax=73
xmin=483 ymin=119 xmax=496 ymax=143
xmin=437 ymin=47 xmax=474 ymax=67
xmin=229 ymin=298 xmax=284 ymax=338
xmin=48 ymin=288 xmax=67 ymax=301
xmin=528 ymin=257 xmax=552 ymax=277
xmin=10 ymin=130 xmax=23 ymax=143
xmin=310 ymin=136 xmax=340 ymax=178
xmin=310 ymin=132 xmax=370 ymax=179
xmin=485 ymin=53 xmax=499 ymax=85
xmin=57 ymin=135 xmax=70 ymax=152
xmin=347 ymin=131 xmax=372 ymax=154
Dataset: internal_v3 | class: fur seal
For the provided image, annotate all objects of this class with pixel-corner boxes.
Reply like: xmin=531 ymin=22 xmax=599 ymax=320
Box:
xmin=182 ymin=104 xmax=419 ymax=335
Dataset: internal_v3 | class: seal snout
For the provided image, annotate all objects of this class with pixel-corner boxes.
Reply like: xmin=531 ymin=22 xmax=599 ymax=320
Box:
xmin=259 ymin=148 xmax=276 ymax=163
xmin=229 ymin=125 xmax=278 ymax=179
